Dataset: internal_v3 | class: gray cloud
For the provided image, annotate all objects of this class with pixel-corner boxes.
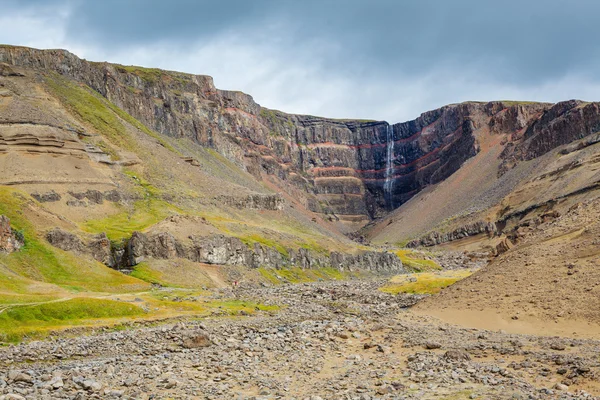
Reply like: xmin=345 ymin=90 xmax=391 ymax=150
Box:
xmin=2 ymin=0 xmax=600 ymax=121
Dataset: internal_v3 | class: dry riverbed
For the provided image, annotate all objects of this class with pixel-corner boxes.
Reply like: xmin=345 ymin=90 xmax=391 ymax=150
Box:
xmin=0 ymin=280 xmax=598 ymax=399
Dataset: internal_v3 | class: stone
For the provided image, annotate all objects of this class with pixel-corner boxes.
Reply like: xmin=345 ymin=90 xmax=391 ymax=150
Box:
xmin=46 ymin=228 xmax=85 ymax=252
xmin=425 ymin=342 xmax=442 ymax=350
xmin=0 ymin=62 xmax=24 ymax=77
xmin=495 ymin=237 xmax=514 ymax=255
xmin=444 ymin=349 xmax=471 ymax=361
xmin=165 ymin=379 xmax=178 ymax=389
xmin=31 ymin=190 xmax=61 ymax=203
xmin=82 ymin=379 xmax=102 ymax=391
xmin=182 ymin=333 xmax=212 ymax=349
xmin=554 ymin=383 xmax=568 ymax=391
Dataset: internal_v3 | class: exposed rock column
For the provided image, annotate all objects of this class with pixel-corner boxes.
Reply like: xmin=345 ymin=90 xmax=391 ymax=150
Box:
xmin=0 ymin=215 xmax=23 ymax=253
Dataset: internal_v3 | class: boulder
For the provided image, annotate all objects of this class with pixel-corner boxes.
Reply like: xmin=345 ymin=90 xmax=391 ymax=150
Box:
xmin=46 ymin=228 xmax=85 ymax=252
xmin=496 ymin=237 xmax=514 ymax=255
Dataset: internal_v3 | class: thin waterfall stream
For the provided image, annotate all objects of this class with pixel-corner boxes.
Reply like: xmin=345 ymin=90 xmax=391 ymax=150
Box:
xmin=383 ymin=124 xmax=395 ymax=209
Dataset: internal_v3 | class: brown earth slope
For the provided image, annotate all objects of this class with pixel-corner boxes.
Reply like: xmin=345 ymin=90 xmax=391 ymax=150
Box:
xmin=414 ymin=196 xmax=600 ymax=338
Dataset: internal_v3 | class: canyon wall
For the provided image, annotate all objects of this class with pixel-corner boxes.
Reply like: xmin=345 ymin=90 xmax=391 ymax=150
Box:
xmin=3 ymin=46 xmax=598 ymax=227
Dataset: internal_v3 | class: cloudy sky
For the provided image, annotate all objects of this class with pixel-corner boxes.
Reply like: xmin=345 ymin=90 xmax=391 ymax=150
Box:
xmin=2 ymin=0 xmax=599 ymax=122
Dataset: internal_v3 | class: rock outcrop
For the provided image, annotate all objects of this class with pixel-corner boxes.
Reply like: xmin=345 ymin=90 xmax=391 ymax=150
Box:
xmin=0 ymin=215 xmax=23 ymax=253
xmin=127 ymin=232 xmax=404 ymax=273
xmin=45 ymin=228 xmax=404 ymax=274
xmin=219 ymin=194 xmax=284 ymax=211
xmin=407 ymin=221 xmax=497 ymax=248
xmin=495 ymin=237 xmax=514 ymax=255
xmin=3 ymin=46 xmax=600 ymax=227
xmin=499 ymin=101 xmax=600 ymax=174
xmin=46 ymin=228 xmax=85 ymax=252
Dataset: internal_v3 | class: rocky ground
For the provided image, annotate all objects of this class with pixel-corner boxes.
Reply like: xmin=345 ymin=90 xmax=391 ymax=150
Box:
xmin=0 ymin=280 xmax=599 ymax=400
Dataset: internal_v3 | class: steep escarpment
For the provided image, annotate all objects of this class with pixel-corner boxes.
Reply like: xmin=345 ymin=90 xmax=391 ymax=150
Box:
xmin=4 ymin=45 xmax=600 ymax=250
xmin=500 ymin=100 xmax=600 ymax=173
xmin=0 ymin=45 xmax=543 ymax=226
xmin=366 ymin=99 xmax=600 ymax=246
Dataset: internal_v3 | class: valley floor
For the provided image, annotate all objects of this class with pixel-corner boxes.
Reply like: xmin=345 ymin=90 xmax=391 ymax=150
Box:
xmin=0 ymin=280 xmax=598 ymax=400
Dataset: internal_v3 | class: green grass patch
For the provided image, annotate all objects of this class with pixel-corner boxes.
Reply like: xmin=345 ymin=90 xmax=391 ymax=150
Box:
xmin=258 ymin=267 xmax=282 ymax=285
xmin=147 ymin=290 xmax=279 ymax=316
xmin=380 ymin=271 xmax=472 ymax=295
xmin=207 ymin=299 xmax=279 ymax=315
xmin=116 ymin=65 xmax=164 ymax=83
xmin=0 ymin=298 xmax=144 ymax=343
xmin=83 ymin=197 xmax=178 ymax=240
xmin=395 ymin=249 xmax=442 ymax=272
xmin=129 ymin=262 xmax=170 ymax=286
xmin=45 ymin=73 xmax=177 ymax=154
xmin=240 ymin=234 xmax=289 ymax=258
xmin=0 ymin=187 xmax=148 ymax=294
xmin=83 ymin=171 xmax=181 ymax=241
xmin=258 ymin=266 xmax=357 ymax=285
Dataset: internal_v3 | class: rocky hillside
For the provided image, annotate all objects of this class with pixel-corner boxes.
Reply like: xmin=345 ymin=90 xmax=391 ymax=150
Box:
xmin=3 ymin=44 xmax=600 ymax=301
xmin=0 ymin=44 xmax=416 ymax=306
xmin=3 ymin=45 xmax=578 ymax=231
xmin=366 ymin=100 xmax=600 ymax=247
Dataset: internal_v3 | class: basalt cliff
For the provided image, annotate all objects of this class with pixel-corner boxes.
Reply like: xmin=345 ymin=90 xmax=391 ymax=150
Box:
xmin=9 ymin=46 xmax=596 ymax=229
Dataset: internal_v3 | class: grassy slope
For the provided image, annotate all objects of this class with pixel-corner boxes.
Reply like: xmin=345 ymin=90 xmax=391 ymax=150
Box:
xmin=0 ymin=298 xmax=144 ymax=342
xmin=0 ymin=70 xmax=352 ymax=341
xmin=380 ymin=270 xmax=472 ymax=295
xmin=0 ymin=188 xmax=147 ymax=296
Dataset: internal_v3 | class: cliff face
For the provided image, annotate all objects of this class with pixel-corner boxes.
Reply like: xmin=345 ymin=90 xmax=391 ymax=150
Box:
xmin=0 ymin=46 xmax=485 ymax=224
xmin=499 ymin=101 xmax=600 ymax=173
xmin=46 ymin=228 xmax=405 ymax=274
xmin=3 ymin=46 xmax=598 ymax=229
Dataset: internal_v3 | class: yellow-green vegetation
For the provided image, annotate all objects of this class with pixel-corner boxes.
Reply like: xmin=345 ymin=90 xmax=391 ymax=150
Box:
xmin=129 ymin=260 xmax=216 ymax=289
xmin=115 ymin=65 xmax=191 ymax=86
xmin=45 ymin=73 xmax=138 ymax=152
xmin=130 ymin=263 xmax=169 ymax=286
xmin=258 ymin=266 xmax=359 ymax=285
xmin=0 ymin=298 xmax=144 ymax=343
xmin=240 ymin=234 xmax=289 ymax=257
xmin=380 ymin=270 xmax=472 ymax=295
xmin=395 ymin=249 xmax=442 ymax=272
xmin=83 ymin=172 xmax=181 ymax=240
xmin=208 ymin=299 xmax=279 ymax=315
xmin=117 ymin=65 xmax=165 ymax=83
xmin=146 ymin=289 xmax=279 ymax=316
xmin=44 ymin=73 xmax=177 ymax=154
xmin=82 ymin=198 xmax=178 ymax=240
xmin=0 ymin=188 xmax=147 ymax=294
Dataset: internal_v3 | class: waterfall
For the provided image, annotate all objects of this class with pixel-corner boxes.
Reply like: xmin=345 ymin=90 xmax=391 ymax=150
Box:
xmin=383 ymin=123 xmax=395 ymax=209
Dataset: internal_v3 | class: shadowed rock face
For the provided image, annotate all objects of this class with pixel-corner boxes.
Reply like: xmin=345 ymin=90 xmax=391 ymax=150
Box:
xmin=2 ymin=46 xmax=598 ymax=225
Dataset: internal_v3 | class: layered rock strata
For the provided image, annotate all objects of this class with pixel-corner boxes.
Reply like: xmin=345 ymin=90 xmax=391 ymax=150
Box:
xmin=407 ymin=221 xmax=497 ymax=248
xmin=46 ymin=228 xmax=404 ymax=274
xmin=3 ymin=47 xmax=600 ymax=225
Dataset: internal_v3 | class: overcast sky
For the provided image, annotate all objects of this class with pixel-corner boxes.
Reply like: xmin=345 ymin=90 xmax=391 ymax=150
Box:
xmin=2 ymin=0 xmax=599 ymax=122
